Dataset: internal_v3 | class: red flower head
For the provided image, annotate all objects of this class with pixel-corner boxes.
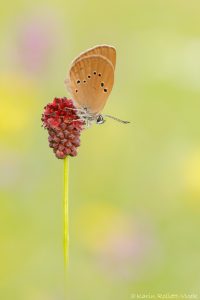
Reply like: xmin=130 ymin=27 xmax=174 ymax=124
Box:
xmin=42 ymin=97 xmax=85 ymax=159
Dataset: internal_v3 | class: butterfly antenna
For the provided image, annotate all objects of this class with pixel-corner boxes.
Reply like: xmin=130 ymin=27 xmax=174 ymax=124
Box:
xmin=104 ymin=114 xmax=130 ymax=124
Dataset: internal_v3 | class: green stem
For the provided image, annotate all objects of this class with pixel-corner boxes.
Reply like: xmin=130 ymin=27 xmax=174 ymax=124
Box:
xmin=63 ymin=157 xmax=69 ymax=272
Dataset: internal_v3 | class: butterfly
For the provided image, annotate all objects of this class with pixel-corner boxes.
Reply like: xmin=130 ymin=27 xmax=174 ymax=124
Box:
xmin=65 ymin=45 xmax=129 ymax=126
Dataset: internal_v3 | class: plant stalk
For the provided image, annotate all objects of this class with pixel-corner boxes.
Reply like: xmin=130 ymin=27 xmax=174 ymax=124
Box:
xmin=63 ymin=157 xmax=69 ymax=273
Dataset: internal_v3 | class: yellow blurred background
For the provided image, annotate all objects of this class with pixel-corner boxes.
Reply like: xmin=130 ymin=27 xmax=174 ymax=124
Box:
xmin=0 ymin=0 xmax=200 ymax=299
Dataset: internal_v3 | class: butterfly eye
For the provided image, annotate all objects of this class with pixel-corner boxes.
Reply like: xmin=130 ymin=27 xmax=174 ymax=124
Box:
xmin=101 ymin=82 xmax=104 ymax=87
xmin=104 ymin=88 xmax=108 ymax=93
xmin=75 ymin=89 xmax=78 ymax=93
xmin=98 ymin=73 xmax=101 ymax=76
xmin=88 ymin=75 xmax=91 ymax=78
xmin=83 ymin=80 xmax=86 ymax=83
xmin=77 ymin=80 xmax=80 ymax=84
xmin=96 ymin=115 xmax=105 ymax=124
xmin=93 ymin=71 xmax=96 ymax=75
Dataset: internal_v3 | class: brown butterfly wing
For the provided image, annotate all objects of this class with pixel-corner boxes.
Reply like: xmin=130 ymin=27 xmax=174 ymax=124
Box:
xmin=67 ymin=55 xmax=114 ymax=114
xmin=71 ymin=45 xmax=116 ymax=69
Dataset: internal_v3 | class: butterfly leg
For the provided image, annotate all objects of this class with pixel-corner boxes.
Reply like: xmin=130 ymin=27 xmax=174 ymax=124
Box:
xmin=64 ymin=107 xmax=86 ymax=113
xmin=64 ymin=118 xmax=84 ymax=123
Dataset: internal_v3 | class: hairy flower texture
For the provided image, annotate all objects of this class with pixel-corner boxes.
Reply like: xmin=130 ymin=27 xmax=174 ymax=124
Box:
xmin=42 ymin=97 xmax=85 ymax=159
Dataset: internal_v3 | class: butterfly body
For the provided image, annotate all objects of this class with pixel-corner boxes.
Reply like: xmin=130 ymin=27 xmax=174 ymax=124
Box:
xmin=72 ymin=106 xmax=105 ymax=127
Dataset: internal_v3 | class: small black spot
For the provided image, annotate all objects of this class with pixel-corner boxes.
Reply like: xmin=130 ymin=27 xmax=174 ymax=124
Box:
xmin=93 ymin=71 xmax=96 ymax=75
xmin=98 ymin=73 xmax=101 ymax=76
xmin=76 ymin=89 xmax=78 ymax=93
xmin=88 ymin=75 xmax=91 ymax=78
xmin=101 ymin=82 xmax=104 ymax=87
xmin=83 ymin=80 xmax=86 ymax=83
xmin=104 ymin=88 xmax=108 ymax=93
xmin=77 ymin=80 xmax=80 ymax=84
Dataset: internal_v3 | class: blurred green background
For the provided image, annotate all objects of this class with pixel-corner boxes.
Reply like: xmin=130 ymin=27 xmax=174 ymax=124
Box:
xmin=1 ymin=0 xmax=200 ymax=299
